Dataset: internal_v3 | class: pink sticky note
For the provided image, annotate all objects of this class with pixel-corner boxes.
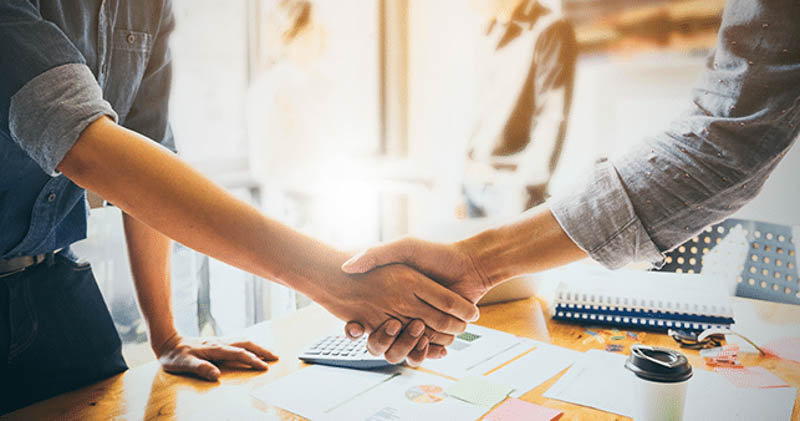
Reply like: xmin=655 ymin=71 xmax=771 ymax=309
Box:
xmin=763 ymin=337 xmax=800 ymax=364
xmin=483 ymin=398 xmax=563 ymax=421
xmin=714 ymin=366 xmax=790 ymax=389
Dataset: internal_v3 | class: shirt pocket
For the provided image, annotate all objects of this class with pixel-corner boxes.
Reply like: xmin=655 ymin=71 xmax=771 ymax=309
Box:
xmin=106 ymin=29 xmax=153 ymax=122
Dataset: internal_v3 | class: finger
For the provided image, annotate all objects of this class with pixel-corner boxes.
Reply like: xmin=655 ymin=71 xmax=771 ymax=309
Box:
xmin=406 ymin=341 xmax=442 ymax=366
xmin=345 ymin=322 xmax=365 ymax=339
xmin=164 ymin=355 xmax=221 ymax=381
xmin=424 ymin=327 xmax=454 ymax=347
xmin=365 ymin=319 xmax=403 ymax=356
xmin=383 ymin=320 xmax=426 ymax=364
xmin=229 ymin=340 xmax=279 ymax=362
xmin=405 ymin=336 xmax=430 ymax=367
xmin=426 ymin=344 xmax=447 ymax=359
xmin=408 ymin=298 xmax=468 ymax=335
xmin=341 ymin=239 xmax=414 ymax=274
xmin=206 ymin=346 xmax=269 ymax=370
xmin=414 ymin=279 xmax=479 ymax=323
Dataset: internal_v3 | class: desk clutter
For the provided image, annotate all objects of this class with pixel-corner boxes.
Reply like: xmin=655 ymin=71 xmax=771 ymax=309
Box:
xmin=250 ymin=323 xmax=798 ymax=420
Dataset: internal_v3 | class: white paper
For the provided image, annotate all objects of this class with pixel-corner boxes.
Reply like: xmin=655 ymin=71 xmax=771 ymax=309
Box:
xmin=421 ymin=324 xmax=526 ymax=379
xmin=466 ymin=337 xmax=538 ymax=376
xmin=542 ymin=349 xmax=632 ymax=415
xmin=250 ymin=364 xmax=396 ymax=420
xmin=543 ymin=350 xmax=797 ymax=421
xmin=322 ymin=367 xmax=488 ymax=421
xmin=486 ymin=342 xmax=581 ymax=398
xmin=684 ymin=370 xmax=796 ymax=421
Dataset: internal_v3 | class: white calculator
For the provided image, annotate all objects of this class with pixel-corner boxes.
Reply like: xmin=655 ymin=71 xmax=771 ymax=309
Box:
xmin=298 ymin=335 xmax=397 ymax=369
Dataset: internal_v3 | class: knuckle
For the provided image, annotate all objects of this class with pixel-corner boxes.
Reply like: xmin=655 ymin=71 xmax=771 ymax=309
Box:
xmin=441 ymin=295 xmax=456 ymax=312
xmin=435 ymin=315 xmax=451 ymax=331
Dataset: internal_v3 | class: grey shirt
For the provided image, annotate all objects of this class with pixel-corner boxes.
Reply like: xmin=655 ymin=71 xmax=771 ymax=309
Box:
xmin=550 ymin=0 xmax=800 ymax=269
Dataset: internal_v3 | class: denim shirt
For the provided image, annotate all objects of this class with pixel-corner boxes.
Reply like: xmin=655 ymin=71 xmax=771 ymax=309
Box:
xmin=550 ymin=0 xmax=800 ymax=269
xmin=0 ymin=0 xmax=176 ymax=259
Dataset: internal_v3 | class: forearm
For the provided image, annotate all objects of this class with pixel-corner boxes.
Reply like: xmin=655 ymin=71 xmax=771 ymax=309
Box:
xmin=122 ymin=212 xmax=177 ymax=351
xmin=59 ymin=116 xmax=347 ymax=302
xmin=460 ymin=206 xmax=587 ymax=287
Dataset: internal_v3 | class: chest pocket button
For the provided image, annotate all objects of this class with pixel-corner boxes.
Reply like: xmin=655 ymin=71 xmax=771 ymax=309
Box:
xmin=127 ymin=33 xmax=136 ymax=44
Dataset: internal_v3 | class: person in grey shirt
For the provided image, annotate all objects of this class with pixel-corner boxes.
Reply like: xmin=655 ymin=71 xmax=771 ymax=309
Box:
xmin=342 ymin=0 xmax=800 ymax=363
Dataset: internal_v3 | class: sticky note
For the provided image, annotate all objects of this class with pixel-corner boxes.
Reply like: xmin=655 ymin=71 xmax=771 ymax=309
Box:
xmin=447 ymin=376 xmax=513 ymax=408
xmin=483 ymin=398 xmax=563 ymax=421
xmin=714 ymin=366 xmax=790 ymax=389
xmin=700 ymin=344 xmax=739 ymax=359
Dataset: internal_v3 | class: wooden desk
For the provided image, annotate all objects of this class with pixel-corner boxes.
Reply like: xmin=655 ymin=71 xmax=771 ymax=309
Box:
xmin=6 ymin=297 xmax=800 ymax=420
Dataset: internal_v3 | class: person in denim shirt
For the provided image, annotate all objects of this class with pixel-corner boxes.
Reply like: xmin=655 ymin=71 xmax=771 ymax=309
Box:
xmin=0 ymin=0 xmax=480 ymax=412
xmin=342 ymin=0 xmax=800 ymax=360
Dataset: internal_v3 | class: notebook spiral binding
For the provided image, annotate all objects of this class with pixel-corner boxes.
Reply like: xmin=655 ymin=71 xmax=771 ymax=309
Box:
xmin=552 ymin=288 xmax=735 ymax=333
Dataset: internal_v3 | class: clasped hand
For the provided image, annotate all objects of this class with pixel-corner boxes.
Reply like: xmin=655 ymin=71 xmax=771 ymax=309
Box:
xmin=316 ymin=261 xmax=480 ymax=363
xmin=340 ymin=238 xmax=492 ymax=365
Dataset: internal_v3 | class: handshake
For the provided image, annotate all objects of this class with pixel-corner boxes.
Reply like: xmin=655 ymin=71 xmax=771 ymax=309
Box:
xmin=303 ymin=208 xmax=583 ymax=367
xmin=324 ymin=237 xmax=494 ymax=367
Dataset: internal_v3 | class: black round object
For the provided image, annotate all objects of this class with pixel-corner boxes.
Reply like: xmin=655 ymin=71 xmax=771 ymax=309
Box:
xmin=625 ymin=345 xmax=693 ymax=383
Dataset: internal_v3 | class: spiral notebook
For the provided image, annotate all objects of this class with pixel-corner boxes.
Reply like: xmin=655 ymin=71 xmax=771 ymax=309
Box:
xmin=551 ymin=268 xmax=734 ymax=332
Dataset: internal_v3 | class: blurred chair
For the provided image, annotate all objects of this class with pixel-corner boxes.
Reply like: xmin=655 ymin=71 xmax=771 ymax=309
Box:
xmin=654 ymin=218 xmax=800 ymax=305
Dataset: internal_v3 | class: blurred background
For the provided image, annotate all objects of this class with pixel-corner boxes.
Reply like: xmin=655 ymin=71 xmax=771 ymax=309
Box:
xmin=71 ymin=0 xmax=800 ymax=366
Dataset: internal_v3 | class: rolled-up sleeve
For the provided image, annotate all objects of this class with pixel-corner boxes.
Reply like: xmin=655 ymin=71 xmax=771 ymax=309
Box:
xmin=1 ymin=1 xmax=118 ymax=176
xmin=551 ymin=0 xmax=800 ymax=269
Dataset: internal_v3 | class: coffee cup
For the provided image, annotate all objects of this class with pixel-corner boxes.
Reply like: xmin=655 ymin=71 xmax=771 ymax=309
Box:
xmin=625 ymin=345 xmax=693 ymax=421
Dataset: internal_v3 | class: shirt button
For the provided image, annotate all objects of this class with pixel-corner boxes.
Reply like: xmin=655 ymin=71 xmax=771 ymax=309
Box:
xmin=127 ymin=33 xmax=136 ymax=44
xmin=48 ymin=193 xmax=56 ymax=202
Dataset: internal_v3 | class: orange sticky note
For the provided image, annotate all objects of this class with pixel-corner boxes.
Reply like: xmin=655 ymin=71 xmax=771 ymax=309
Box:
xmin=483 ymin=398 xmax=563 ymax=421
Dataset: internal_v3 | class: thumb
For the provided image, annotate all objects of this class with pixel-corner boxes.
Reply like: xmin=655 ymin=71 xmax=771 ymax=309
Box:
xmin=342 ymin=239 xmax=417 ymax=273
xmin=341 ymin=247 xmax=392 ymax=273
xmin=341 ymin=249 xmax=374 ymax=273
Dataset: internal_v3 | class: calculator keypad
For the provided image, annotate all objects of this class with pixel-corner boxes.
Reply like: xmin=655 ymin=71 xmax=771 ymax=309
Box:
xmin=304 ymin=335 xmax=372 ymax=359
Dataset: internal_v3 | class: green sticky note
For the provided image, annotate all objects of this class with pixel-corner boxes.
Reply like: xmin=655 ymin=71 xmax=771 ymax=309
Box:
xmin=458 ymin=332 xmax=482 ymax=342
xmin=447 ymin=376 xmax=513 ymax=408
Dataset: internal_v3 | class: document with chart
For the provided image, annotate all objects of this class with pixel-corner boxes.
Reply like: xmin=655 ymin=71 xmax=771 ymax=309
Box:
xmin=420 ymin=324 xmax=535 ymax=379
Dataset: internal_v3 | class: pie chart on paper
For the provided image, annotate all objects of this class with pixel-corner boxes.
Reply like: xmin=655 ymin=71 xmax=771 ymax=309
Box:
xmin=405 ymin=384 xmax=446 ymax=404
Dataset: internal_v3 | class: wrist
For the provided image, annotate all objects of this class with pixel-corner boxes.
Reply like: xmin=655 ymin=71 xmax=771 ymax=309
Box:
xmin=149 ymin=325 xmax=181 ymax=356
xmin=288 ymin=250 xmax=353 ymax=309
xmin=458 ymin=228 xmax=514 ymax=288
